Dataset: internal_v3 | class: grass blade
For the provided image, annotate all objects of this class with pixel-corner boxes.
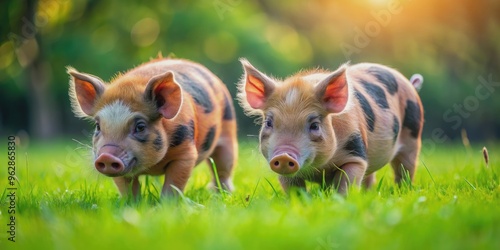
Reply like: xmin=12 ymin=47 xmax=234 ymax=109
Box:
xmin=463 ymin=178 xmax=477 ymax=190
xmin=209 ymin=157 xmax=227 ymax=199
xmin=264 ymin=178 xmax=279 ymax=197
xmin=246 ymin=178 xmax=261 ymax=207
xmin=400 ymin=164 xmax=413 ymax=190
xmin=376 ymin=175 xmax=385 ymax=193
xmin=322 ymin=169 xmax=326 ymax=190
xmin=421 ymin=159 xmax=436 ymax=185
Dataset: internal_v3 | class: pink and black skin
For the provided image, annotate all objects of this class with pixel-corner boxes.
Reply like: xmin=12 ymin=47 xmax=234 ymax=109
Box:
xmin=237 ymin=58 xmax=424 ymax=195
xmin=68 ymin=57 xmax=238 ymax=198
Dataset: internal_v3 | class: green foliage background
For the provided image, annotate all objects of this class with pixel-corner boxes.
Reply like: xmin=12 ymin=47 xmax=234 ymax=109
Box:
xmin=1 ymin=0 xmax=499 ymax=141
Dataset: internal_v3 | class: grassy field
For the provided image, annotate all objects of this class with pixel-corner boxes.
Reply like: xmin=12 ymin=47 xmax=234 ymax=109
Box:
xmin=0 ymin=139 xmax=499 ymax=250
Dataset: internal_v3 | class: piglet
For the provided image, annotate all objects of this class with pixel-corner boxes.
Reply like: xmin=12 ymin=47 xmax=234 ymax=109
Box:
xmin=68 ymin=57 xmax=237 ymax=198
xmin=238 ymin=59 xmax=423 ymax=194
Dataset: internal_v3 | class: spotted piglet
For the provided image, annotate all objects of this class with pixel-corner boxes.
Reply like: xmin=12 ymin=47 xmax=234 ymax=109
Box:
xmin=238 ymin=59 xmax=423 ymax=194
xmin=68 ymin=58 xmax=237 ymax=198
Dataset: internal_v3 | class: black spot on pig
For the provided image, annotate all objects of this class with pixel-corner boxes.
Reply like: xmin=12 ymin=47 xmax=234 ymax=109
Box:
xmin=189 ymin=120 xmax=195 ymax=134
xmin=191 ymin=67 xmax=215 ymax=88
xmin=344 ymin=133 xmax=367 ymax=160
xmin=403 ymin=100 xmax=421 ymax=138
xmin=153 ymin=130 xmax=163 ymax=151
xmin=367 ymin=66 xmax=398 ymax=95
xmin=169 ymin=120 xmax=195 ymax=147
xmin=360 ymin=80 xmax=389 ymax=109
xmin=202 ymin=126 xmax=216 ymax=152
xmin=223 ymin=93 xmax=235 ymax=120
xmin=354 ymin=90 xmax=375 ymax=132
xmin=392 ymin=115 xmax=400 ymax=144
xmin=175 ymin=72 xmax=214 ymax=113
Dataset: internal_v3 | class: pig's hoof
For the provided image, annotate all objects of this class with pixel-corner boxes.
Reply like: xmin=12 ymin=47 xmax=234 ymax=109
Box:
xmin=208 ymin=180 xmax=234 ymax=193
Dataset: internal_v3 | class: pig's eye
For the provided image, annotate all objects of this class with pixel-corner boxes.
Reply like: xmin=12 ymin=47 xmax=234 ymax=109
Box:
xmin=264 ymin=119 xmax=273 ymax=129
xmin=309 ymin=122 xmax=320 ymax=132
xmin=135 ymin=122 xmax=147 ymax=133
xmin=95 ymin=123 xmax=101 ymax=132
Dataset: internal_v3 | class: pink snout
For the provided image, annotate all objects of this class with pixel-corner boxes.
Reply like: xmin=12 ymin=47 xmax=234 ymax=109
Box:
xmin=95 ymin=153 xmax=124 ymax=176
xmin=94 ymin=145 xmax=129 ymax=176
xmin=270 ymin=153 xmax=300 ymax=175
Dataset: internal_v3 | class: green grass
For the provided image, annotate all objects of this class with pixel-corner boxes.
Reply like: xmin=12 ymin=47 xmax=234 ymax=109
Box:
xmin=0 ymin=139 xmax=499 ymax=250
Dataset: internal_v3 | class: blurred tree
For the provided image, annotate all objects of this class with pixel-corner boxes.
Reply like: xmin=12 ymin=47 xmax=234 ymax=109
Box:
xmin=2 ymin=0 xmax=61 ymax=140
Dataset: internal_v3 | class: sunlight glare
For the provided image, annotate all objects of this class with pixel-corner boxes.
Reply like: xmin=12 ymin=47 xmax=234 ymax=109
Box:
xmin=369 ymin=0 xmax=392 ymax=7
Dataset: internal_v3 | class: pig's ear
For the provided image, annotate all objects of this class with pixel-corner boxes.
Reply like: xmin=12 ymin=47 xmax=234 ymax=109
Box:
xmin=67 ymin=67 xmax=106 ymax=117
xmin=409 ymin=73 xmax=423 ymax=91
xmin=144 ymin=71 xmax=183 ymax=119
xmin=239 ymin=58 xmax=276 ymax=110
xmin=314 ymin=63 xmax=350 ymax=114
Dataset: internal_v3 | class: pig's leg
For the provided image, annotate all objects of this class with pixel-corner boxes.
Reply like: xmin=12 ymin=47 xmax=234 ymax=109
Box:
xmin=113 ymin=176 xmax=140 ymax=198
xmin=162 ymin=159 xmax=196 ymax=196
xmin=392 ymin=100 xmax=422 ymax=184
xmin=208 ymin=121 xmax=237 ymax=192
xmin=390 ymin=148 xmax=418 ymax=184
xmin=362 ymin=173 xmax=376 ymax=189
xmin=332 ymin=162 xmax=367 ymax=195
xmin=208 ymin=144 xmax=236 ymax=192
xmin=279 ymin=176 xmax=306 ymax=192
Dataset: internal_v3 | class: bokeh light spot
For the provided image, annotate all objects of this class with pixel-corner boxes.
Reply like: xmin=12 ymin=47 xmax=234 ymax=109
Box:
xmin=131 ymin=18 xmax=160 ymax=47
xmin=204 ymin=31 xmax=239 ymax=63
xmin=265 ymin=23 xmax=312 ymax=64
xmin=16 ymin=38 xmax=39 ymax=68
xmin=92 ymin=25 xmax=118 ymax=54
xmin=0 ymin=42 xmax=15 ymax=69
